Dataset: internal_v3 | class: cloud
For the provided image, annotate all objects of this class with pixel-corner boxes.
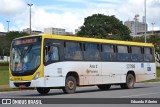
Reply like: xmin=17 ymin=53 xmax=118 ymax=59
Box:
xmin=150 ymin=0 xmax=160 ymax=7
xmin=153 ymin=26 xmax=160 ymax=31
xmin=0 ymin=0 xmax=26 ymax=15
xmin=0 ymin=23 xmax=5 ymax=32
xmin=113 ymin=0 xmax=160 ymax=30
xmin=8 ymin=0 xmax=160 ymax=33
xmin=13 ymin=6 xmax=84 ymax=33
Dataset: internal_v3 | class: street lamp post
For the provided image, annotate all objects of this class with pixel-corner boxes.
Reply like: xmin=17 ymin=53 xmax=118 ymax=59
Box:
xmin=28 ymin=3 xmax=33 ymax=34
xmin=6 ymin=20 xmax=10 ymax=32
xmin=144 ymin=0 xmax=147 ymax=43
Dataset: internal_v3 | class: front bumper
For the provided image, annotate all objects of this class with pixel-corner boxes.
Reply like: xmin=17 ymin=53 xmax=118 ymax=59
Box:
xmin=9 ymin=76 xmax=65 ymax=88
xmin=9 ymin=77 xmax=45 ymax=88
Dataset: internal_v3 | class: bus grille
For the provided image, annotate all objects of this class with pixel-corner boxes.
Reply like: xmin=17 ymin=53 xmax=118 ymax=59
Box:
xmin=14 ymin=82 xmax=31 ymax=88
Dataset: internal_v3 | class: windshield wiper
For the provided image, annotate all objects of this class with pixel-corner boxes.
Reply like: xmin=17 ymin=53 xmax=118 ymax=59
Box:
xmin=17 ymin=47 xmax=22 ymax=56
xmin=23 ymin=44 xmax=33 ymax=58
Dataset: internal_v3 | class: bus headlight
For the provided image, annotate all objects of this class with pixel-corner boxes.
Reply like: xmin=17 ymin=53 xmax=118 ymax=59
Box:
xmin=10 ymin=77 xmax=13 ymax=81
xmin=33 ymin=72 xmax=40 ymax=80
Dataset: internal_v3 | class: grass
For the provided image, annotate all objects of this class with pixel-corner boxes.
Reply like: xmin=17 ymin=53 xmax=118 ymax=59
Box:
xmin=0 ymin=66 xmax=9 ymax=85
xmin=0 ymin=88 xmax=20 ymax=92
xmin=0 ymin=88 xmax=34 ymax=92
xmin=157 ymin=67 xmax=160 ymax=77
xmin=0 ymin=62 xmax=9 ymax=66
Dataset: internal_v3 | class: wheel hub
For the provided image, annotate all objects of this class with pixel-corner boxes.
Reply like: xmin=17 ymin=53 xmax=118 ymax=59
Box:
xmin=67 ymin=81 xmax=74 ymax=90
xmin=128 ymin=77 xmax=134 ymax=86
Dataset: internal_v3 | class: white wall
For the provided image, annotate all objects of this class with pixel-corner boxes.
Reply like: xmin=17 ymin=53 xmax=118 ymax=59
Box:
xmin=0 ymin=56 xmax=10 ymax=62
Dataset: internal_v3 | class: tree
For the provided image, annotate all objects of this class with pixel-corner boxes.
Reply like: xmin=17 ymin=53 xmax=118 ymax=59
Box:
xmin=0 ymin=31 xmax=29 ymax=56
xmin=132 ymin=36 xmax=144 ymax=43
xmin=148 ymin=35 xmax=160 ymax=63
xmin=77 ymin=14 xmax=132 ymax=41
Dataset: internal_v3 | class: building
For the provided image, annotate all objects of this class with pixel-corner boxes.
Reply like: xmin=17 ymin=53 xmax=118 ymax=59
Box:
xmin=44 ymin=27 xmax=66 ymax=35
xmin=31 ymin=30 xmax=43 ymax=35
xmin=75 ymin=27 xmax=81 ymax=35
xmin=124 ymin=15 xmax=148 ymax=36
xmin=23 ymin=28 xmax=43 ymax=35
xmin=0 ymin=32 xmax=6 ymax=36
xmin=124 ymin=21 xmax=148 ymax=36
xmin=23 ymin=28 xmax=30 ymax=34
xmin=137 ymin=30 xmax=160 ymax=36
xmin=65 ymin=32 xmax=73 ymax=35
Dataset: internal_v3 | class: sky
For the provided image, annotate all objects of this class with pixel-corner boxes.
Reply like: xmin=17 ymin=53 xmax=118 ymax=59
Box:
xmin=0 ymin=0 xmax=160 ymax=33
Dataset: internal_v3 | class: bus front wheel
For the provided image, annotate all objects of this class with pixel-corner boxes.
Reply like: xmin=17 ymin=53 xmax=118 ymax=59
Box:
xmin=36 ymin=87 xmax=50 ymax=95
xmin=120 ymin=73 xmax=135 ymax=89
xmin=62 ymin=76 xmax=77 ymax=94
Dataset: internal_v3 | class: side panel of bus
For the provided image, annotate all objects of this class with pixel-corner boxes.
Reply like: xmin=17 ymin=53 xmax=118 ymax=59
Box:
xmin=136 ymin=63 xmax=156 ymax=82
xmin=43 ymin=37 xmax=156 ymax=88
xmin=44 ymin=61 xmax=156 ymax=87
xmin=44 ymin=62 xmax=102 ymax=87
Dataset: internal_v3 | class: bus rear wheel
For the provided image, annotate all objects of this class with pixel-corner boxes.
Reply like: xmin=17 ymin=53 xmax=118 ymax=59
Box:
xmin=62 ymin=76 xmax=77 ymax=94
xmin=36 ymin=87 xmax=50 ymax=95
xmin=120 ymin=73 xmax=135 ymax=89
xmin=97 ymin=84 xmax=111 ymax=90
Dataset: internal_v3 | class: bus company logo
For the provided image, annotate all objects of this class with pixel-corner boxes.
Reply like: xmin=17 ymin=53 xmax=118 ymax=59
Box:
xmin=2 ymin=99 xmax=11 ymax=104
xmin=86 ymin=69 xmax=90 ymax=74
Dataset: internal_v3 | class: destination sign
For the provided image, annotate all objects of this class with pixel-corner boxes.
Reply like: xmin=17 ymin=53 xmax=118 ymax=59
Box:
xmin=15 ymin=38 xmax=37 ymax=45
xmin=13 ymin=36 xmax=41 ymax=46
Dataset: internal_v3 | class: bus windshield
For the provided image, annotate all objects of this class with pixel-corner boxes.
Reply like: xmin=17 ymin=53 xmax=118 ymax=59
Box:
xmin=10 ymin=36 xmax=41 ymax=76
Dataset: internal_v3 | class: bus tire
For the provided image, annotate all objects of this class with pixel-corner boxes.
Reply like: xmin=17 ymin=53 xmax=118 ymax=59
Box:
xmin=36 ymin=87 xmax=50 ymax=95
xmin=97 ymin=84 xmax=111 ymax=90
xmin=62 ymin=76 xmax=77 ymax=94
xmin=120 ymin=73 xmax=135 ymax=89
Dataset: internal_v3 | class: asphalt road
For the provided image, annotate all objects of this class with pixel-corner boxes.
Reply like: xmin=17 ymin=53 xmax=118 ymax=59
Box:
xmin=0 ymin=82 xmax=160 ymax=107
xmin=1 ymin=82 xmax=160 ymax=98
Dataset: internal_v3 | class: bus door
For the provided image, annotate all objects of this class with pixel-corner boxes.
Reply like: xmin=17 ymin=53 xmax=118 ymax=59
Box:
xmin=44 ymin=40 xmax=61 ymax=64
xmin=44 ymin=39 xmax=61 ymax=76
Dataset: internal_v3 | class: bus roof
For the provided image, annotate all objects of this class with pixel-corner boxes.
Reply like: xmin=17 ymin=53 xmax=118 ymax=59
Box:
xmin=42 ymin=34 xmax=153 ymax=47
xmin=14 ymin=34 xmax=154 ymax=47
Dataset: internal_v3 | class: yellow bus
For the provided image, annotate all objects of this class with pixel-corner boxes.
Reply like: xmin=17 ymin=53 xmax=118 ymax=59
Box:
xmin=9 ymin=34 xmax=156 ymax=94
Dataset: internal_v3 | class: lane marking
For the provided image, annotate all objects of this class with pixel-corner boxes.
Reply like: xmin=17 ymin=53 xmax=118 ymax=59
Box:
xmin=121 ymin=92 xmax=160 ymax=98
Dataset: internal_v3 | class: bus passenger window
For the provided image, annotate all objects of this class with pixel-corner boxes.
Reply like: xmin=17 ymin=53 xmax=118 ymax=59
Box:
xmin=64 ymin=42 xmax=83 ymax=60
xmin=144 ymin=47 xmax=153 ymax=62
xmin=131 ymin=47 xmax=143 ymax=62
xmin=45 ymin=46 xmax=59 ymax=62
xmin=102 ymin=44 xmax=114 ymax=61
xmin=117 ymin=46 xmax=128 ymax=53
xmin=51 ymin=46 xmax=59 ymax=61
xmin=45 ymin=46 xmax=51 ymax=62
xmin=84 ymin=43 xmax=100 ymax=61
xmin=116 ymin=45 xmax=130 ymax=61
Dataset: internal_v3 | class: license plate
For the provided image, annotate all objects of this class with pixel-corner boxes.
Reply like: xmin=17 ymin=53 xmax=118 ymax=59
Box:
xmin=19 ymin=85 xmax=26 ymax=88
